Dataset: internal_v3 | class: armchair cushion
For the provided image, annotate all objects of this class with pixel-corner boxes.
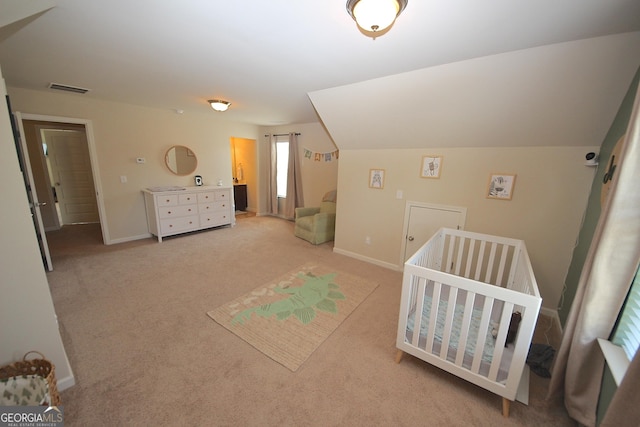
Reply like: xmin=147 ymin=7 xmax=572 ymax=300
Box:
xmin=294 ymin=193 xmax=337 ymax=245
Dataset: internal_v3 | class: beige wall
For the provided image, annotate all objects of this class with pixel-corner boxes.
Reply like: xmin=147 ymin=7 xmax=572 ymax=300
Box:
xmin=9 ymin=87 xmax=260 ymax=243
xmin=7 ymin=87 xmax=593 ymax=312
xmin=334 ymin=146 xmax=598 ymax=311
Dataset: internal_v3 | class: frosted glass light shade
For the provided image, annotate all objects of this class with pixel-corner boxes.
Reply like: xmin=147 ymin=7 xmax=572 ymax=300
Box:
xmin=347 ymin=0 xmax=407 ymax=33
xmin=208 ymin=99 xmax=231 ymax=112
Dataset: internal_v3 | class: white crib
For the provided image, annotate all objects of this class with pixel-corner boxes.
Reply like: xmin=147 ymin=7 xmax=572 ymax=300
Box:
xmin=395 ymin=228 xmax=542 ymax=417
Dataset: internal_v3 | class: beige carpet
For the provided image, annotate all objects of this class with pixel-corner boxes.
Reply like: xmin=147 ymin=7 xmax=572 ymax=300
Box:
xmin=208 ymin=263 xmax=379 ymax=371
xmin=44 ymin=218 xmax=575 ymax=426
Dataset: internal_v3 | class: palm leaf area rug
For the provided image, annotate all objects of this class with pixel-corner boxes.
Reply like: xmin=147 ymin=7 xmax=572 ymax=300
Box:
xmin=207 ymin=263 xmax=379 ymax=371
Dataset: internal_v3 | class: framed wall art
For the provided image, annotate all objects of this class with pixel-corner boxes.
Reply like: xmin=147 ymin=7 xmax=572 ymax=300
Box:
xmin=369 ymin=169 xmax=385 ymax=189
xmin=487 ymin=173 xmax=516 ymax=200
xmin=421 ymin=155 xmax=442 ymax=179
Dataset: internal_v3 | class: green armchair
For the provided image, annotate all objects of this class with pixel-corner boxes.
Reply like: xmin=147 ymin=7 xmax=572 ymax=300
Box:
xmin=294 ymin=191 xmax=337 ymax=245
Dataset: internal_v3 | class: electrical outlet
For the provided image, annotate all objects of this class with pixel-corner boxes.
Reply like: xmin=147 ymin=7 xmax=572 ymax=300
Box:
xmin=365 ymin=236 xmax=371 ymax=245
xmin=120 ymin=175 xmax=127 ymax=183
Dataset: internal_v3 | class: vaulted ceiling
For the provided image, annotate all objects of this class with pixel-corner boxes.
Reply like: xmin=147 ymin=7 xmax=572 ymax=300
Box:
xmin=1 ymin=1 xmax=640 ymax=149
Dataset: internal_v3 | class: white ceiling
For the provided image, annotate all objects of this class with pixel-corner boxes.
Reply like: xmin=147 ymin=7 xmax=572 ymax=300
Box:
xmin=1 ymin=1 xmax=640 ymax=145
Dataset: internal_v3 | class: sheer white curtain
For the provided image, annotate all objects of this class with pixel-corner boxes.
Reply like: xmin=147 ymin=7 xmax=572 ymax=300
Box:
xmin=548 ymin=85 xmax=640 ymax=426
xmin=266 ymin=134 xmax=278 ymax=215
xmin=283 ymin=133 xmax=304 ymax=220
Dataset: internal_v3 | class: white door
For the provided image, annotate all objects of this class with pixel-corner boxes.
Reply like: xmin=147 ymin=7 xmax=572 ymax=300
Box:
xmin=14 ymin=113 xmax=53 ymax=271
xmin=401 ymin=202 xmax=467 ymax=262
xmin=44 ymin=129 xmax=99 ymax=224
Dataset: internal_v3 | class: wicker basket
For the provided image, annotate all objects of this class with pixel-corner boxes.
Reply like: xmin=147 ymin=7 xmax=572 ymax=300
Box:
xmin=0 ymin=351 xmax=61 ymax=406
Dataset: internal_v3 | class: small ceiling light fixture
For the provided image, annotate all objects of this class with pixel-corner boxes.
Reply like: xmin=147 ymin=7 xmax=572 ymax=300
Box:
xmin=208 ymin=99 xmax=231 ymax=112
xmin=346 ymin=0 xmax=408 ymax=35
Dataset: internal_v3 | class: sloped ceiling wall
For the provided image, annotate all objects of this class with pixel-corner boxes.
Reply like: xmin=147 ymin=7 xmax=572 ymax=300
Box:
xmin=309 ymin=32 xmax=640 ymax=150
xmin=0 ymin=0 xmax=54 ymax=42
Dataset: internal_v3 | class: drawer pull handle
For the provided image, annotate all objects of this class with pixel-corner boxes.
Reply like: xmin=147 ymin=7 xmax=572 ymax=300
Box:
xmin=166 ymin=199 xmax=170 ymax=203
xmin=168 ymin=211 xmax=172 ymax=214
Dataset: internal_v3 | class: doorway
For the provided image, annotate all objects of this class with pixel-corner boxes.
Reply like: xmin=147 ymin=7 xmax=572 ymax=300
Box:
xmin=400 ymin=201 xmax=467 ymax=263
xmin=16 ymin=113 xmax=107 ymax=264
xmin=230 ymin=137 xmax=257 ymax=215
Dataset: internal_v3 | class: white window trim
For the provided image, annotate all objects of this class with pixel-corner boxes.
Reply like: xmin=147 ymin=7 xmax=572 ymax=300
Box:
xmin=598 ymin=338 xmax=630 ymax=386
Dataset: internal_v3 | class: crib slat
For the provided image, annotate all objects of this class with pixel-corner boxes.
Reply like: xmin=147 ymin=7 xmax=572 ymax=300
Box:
xmin=455 ymin=291 xmax=476 ymax=366
xmin=445 ymin=235 xmax=456 ymax=273
xmin=411 ymin=277 xmax=428 ymax=348
xmin=484 ymin=242 xmax=498 ymax=283
xmin=425 ymin=281 xmax=442 ymax=353
xmin=488 ymin=302 xmax=514 ymax=381
xmin=471 ymin=296 xmax=494 ymax=373
xmin=454 ymin=237 xmax=465 ymax=276
xmin=439 ymin=286 xmax=459 ymax=359
xmin=474 ymin=240 xmax=486 ymax=281
xmin=464 ymin=239 xmax=475 ymax=279
xmin=495 ymin=245 xmax=509 ymax=287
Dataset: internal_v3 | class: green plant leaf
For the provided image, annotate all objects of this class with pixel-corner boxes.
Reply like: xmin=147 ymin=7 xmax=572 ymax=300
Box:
xmin=328 ymin=290 xmax=345 ymax=300
xmin=293 ymin=307 xmax=316 ymax=324
xmin=276 ymin=310 xmax=292 ymax=321
xmin=316 ymin=298 xmax=338 ymax=313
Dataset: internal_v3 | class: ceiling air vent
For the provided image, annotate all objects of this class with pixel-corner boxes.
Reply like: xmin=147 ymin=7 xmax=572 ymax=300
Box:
xmin=48 ymin=82 xmax=90 ymax=94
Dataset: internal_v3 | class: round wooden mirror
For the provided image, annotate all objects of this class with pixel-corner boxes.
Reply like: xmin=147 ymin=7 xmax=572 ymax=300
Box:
xmin=165 ymin=145 xmax=197 ymax=176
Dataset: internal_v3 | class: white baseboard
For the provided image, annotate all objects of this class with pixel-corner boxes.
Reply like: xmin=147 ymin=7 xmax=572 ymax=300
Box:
xmin=332 ymin=247 xmax=402 ymax=272
xmin=106 ymin=233 xmax=152 ymax=245
xmin=56 ymin=374 xmax=75 ymax=392
xmin=540 ymin=306 xmax=563 ymax=334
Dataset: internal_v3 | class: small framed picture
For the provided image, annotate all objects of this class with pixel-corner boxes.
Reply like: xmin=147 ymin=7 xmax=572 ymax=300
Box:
xmin=421 ymin=156 xmax=442 ymax=179
xmin=369 ymin=169 xmax=385 ymax=189
xmin=487 ymin=173 xmax=516 ymax=200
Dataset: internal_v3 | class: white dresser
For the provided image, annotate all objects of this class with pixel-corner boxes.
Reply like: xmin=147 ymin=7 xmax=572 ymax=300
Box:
xmin=143 ymin=186 xmax=234 ymax=242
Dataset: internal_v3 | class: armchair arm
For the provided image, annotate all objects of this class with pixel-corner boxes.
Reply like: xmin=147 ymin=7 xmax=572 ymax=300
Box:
xmin=311 ymin=212 xmax=336 ymax=230
xmin=295 ymin=207 xmax=321 ymax=219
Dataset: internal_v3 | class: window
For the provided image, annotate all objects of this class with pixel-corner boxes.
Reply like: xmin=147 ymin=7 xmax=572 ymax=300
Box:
xmin=276 ymin=140 xmax=289 ymax=198
xmin=612 ymin=266 xmax=640 ymax=361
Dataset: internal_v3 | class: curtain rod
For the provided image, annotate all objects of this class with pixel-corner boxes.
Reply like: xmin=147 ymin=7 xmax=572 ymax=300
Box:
xmin=265 ymin=133 xmax=301 ymax=137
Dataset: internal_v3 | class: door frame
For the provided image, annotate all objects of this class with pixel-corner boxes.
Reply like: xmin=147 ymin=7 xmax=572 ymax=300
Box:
xmin=16 ymin=112 xmax=109 ymax=245
xmin=400 ymin=201 xmax=467 ymax=267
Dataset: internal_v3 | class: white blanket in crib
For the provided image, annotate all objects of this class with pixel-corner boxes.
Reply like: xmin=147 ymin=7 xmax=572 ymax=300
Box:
xmin=406 ymin=295 xmax=496 ymax=363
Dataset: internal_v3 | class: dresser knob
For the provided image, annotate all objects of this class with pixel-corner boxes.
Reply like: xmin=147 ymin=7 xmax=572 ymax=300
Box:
xmin=168 ymin=211 xmax=172 ymax=214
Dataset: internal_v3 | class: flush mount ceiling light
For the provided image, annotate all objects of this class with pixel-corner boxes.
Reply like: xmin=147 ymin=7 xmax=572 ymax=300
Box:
xmin=346 ymin=0 xmax=408 ymax=35
xmin=208 ymin=99 xmax=231 ymax=112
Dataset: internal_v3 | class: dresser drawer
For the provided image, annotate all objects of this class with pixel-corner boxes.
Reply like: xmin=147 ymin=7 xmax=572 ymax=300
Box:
xmin=200 ymin=212 xmax=231 ymax=228
xmin=156 ymin=195 xmax=178 ymax=207
xmin=178 ymin=193 xmax=198 ymax=205
xmin=197 ymin=191 xmax=217 ymax=203
xmin=158 ymin=205 xmax=197 ymax=219
xmin=214 ymin=190 xmax=230 ymax=201
xmin=159 ymin=215 xmax=198 ymax=234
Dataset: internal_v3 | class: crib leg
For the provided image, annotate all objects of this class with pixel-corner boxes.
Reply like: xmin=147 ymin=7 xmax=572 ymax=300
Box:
xmin=395 ymin=349 xmax=404 ymax=364
xmin=502 ymin=398 xmax=511 ymax=418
